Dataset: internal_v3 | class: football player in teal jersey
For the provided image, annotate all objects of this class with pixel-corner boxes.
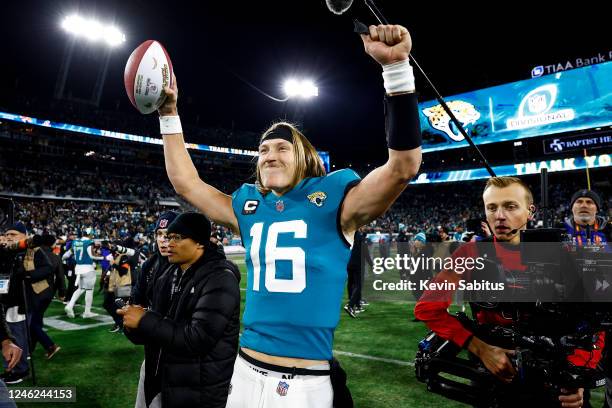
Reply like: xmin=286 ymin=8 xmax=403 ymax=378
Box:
xmin=158 ymin=24 xmax=421 ymax=407
xmin=63 ymin=228 xmax=101 ymax=318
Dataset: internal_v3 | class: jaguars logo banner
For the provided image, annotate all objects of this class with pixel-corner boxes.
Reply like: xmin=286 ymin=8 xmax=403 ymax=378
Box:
xmin=422 ymin=100 xmax=480 ymax=142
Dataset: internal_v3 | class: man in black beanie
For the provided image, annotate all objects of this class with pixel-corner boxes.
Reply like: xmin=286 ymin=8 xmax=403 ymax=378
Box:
xmin=563 ymin=189 xmax=609 ymax=245
xmin=119 ymin=212 xmax=241 ymax=408
xmin=563 ymin=189 xmax=611 ymax=408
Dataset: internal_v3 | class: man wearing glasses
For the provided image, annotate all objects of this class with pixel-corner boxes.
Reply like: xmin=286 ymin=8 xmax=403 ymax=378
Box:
xmin=128 ymin=210 xmax=178 ymax=408
xmin=119 ymin=212 xmax=241 ymax=408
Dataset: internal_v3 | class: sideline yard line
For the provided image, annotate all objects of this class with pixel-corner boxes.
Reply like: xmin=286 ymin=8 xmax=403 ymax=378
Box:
xmin=333 ymin=350 xmax=414 ymax=367
xmin=44 ymin=315 xmax=114 ymax=331
xmin=227 ymin=255 xmax=246 ymax=264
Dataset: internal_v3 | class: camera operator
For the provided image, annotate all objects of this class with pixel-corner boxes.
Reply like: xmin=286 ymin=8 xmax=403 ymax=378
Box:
xmin=0 ymin=229 xmax=26 ymax=392
xmin=102 ymin=251 xmax=131 ymax=334
xmin=415 ymin=177 xmax=602 ymax=407
xmin=0 ymin=222 xmax=35 ymax=384
xmin=100 ymin=241 xmax=136 ymax=331
xmin=119 ymin=212 xmax=240 ymax=408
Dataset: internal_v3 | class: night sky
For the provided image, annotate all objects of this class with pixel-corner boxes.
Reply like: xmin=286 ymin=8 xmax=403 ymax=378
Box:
xmin=1 ymin=0 xmax=609 ymax=163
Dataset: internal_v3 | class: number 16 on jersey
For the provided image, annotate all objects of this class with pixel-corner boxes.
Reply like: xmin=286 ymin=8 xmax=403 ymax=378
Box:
xmin=249 ymin=220 xmax=307 ymax=294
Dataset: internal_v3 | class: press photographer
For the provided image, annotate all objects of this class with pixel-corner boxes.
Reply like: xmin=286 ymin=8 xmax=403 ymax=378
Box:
xmin=0 ymin=222 xmax=45 ymax=385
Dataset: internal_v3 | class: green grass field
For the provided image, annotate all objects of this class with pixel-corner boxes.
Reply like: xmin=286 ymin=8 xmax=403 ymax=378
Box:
xmin=11 ymin=254 xmax=606 ymax=407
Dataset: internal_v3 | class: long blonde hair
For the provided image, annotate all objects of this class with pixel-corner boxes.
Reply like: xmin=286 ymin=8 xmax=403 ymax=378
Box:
xmin=255 ymin=122 xmax=326 ymax=194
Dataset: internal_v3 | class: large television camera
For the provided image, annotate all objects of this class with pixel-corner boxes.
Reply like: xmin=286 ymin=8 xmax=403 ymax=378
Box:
xmin=415 ymin=228 xmax=612 ymax=407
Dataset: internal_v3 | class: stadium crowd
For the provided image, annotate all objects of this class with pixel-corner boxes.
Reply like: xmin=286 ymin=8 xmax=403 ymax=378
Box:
xmin=2 ymin=166 xmax=609 ymax=243
xmin=3 ymin=96 xmax=261 ymax=149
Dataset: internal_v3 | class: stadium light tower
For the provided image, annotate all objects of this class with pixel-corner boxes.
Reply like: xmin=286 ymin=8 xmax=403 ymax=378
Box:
xmin=230 ymin=73 xmax=318 ymax=124
xmin=61 ymin=15 xmax=126 ymax=47
xmin=54 ymin=14 xmax=126 ymax=106
xmin=283 ymin=78 xmax=319 ymax=100
xmin=238 ymin=76 xmax=318 ymax=102
xmin=279 ymin=78 xmax=318 ymax=126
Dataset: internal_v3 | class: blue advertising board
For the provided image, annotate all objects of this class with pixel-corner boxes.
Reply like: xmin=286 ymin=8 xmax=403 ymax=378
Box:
xmin=419 ymin=61 xmax=612 ymax=153
xmin=0 ymin=111 xmax=331 ymax=171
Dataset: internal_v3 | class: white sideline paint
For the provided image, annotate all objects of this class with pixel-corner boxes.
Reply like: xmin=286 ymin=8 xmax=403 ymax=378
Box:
xmin=45 ymin=300 xmax=115 ymax=330
xmin=44 ymin=314 xmax=114 ymax=331
xmin=225 ymin=246 xmax=246 ymax=255
xmin=333 ymin=350 xmax=414 ymax=367
xmin=51 ymin=299 xmax=107 ymax=312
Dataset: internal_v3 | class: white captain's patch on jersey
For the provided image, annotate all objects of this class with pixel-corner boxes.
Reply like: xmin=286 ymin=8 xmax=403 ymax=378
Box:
xmin=242 ymin=200 xmax=259 ymax=215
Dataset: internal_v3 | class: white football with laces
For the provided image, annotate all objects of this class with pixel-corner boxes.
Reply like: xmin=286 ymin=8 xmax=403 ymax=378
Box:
xmin=124 ymin=40 xmax=174 ymax=114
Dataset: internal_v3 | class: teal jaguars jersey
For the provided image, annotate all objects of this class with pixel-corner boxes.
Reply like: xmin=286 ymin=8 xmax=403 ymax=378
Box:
xmin=72 ymin=238 xmax=94 ymax=266
xmin=232 ymin=169 xmax=361 ymax=360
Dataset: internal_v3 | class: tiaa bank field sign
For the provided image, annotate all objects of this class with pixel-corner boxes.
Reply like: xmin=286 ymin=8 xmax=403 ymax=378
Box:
xmin=531 ymin=51 xmax=612 ymax=77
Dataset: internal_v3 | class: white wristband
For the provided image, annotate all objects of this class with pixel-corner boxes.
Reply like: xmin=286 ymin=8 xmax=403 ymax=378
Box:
xmin=382 ymin=60 xmax=415 ymax=94
xmin=159 ymin=115 xmax=183 ymax=135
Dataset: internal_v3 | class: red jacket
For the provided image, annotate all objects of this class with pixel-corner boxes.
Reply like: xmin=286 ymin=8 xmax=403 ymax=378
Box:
xmin=414 ymin=240 xmax=605 ymax=368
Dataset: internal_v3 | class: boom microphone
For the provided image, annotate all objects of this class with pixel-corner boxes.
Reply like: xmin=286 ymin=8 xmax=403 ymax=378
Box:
xmin=325 ymin=0 xmax=354 ymax=15
xmin=325 ymin=0 xmax=497 ymax=177
xmin=508 ymin=221 xmax=529 ymax=237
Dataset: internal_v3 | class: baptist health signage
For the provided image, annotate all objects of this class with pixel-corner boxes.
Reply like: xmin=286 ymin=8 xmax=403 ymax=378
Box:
xmin=418 ymin=61 xmax=612 ymax=153
xmin=544 ymin=134 xmax=612 ymax=154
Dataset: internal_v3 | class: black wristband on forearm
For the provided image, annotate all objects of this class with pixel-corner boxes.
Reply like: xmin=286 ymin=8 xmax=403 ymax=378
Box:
xmin=384 ymin=92 xmax=422 ymax=151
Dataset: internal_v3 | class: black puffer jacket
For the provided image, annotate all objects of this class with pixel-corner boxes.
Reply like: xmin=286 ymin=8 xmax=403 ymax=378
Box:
xmin=126 ymin=243 xmax=240 ymax=408
xmin=131 ymin=251 xmax=171 ymax=308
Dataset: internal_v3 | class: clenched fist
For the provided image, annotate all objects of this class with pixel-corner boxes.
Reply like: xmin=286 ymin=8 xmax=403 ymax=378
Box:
xmin=360 ymin=24 xmax=412 ymax=66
